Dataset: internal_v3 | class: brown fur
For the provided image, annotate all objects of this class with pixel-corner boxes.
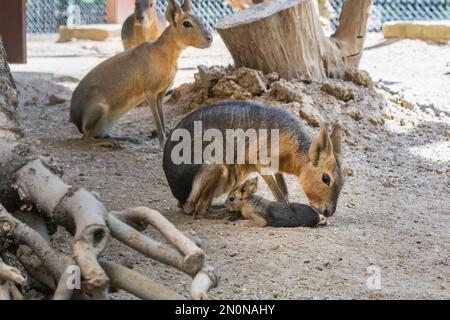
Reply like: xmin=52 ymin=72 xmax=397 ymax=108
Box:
xmin=71 ymin=0 xmax=213 ymax=148
xmin=163 ymin=102 xmax=343 ymax=218
xmin=226 ymin=178 xmax=327 ymax=228
xmin=121 ymin=0 xmax=166 ymax=50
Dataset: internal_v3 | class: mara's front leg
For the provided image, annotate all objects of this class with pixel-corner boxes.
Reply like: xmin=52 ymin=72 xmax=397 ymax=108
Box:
xmin=183 ymin=165 xmax=227 ymax=219
xmin=156 ymin=91 xmax=167 ymax=135
xmin=145 ymin=92 xmax=167 ymax=149
xmin=261 ymin=174 xmax=289 ymax=203
xmin=275 ymin=173 xmax=289 ymax=201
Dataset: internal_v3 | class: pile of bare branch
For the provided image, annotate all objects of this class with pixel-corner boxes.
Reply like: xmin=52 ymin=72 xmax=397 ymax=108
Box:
xmin=0 ymin=39 xmax=218 ymax=300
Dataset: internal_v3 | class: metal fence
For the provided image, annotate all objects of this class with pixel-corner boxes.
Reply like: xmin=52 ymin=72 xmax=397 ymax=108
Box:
xmin=329 ymin=0 xmax=450 ymax=32
xmin=26 ymin=0 xmax=450 ymax=34
xmin=156 ymin=0 xmax=234 ymax=31
xmin=27 ymin=0 xmax=106 ymax=33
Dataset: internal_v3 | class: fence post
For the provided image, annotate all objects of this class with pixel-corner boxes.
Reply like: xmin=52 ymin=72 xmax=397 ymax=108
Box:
xmin=0 ymin=0 xmax=26 ymax=63
xmin=106 ymin=0 xmax=135 ymax=24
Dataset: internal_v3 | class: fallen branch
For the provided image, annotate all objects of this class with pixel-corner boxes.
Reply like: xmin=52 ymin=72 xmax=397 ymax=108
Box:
xmin=0 ymin=281 xmax=11 ymax=300
xmin=0 ymin=203 xmax=65 ymax=282
xmin=109 ymin=208 xmax=205 ymax=276
xmin=53 ymin=258 xmax=77 ymax=300
xmin=190 ymin=265 xmax=219 ymax=300
xmin=0 ymin=256 xmax=26 ymax=285
xmin=100 ymin=260 xmax=186 ymax=300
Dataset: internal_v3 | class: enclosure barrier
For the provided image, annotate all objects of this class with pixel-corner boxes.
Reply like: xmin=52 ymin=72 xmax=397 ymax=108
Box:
xmin=26 ymin=0 xmax=450 ymax=34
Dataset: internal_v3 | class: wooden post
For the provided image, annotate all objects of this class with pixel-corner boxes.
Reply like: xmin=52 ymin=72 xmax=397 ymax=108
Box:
xmin=106 ymin=0 xmax=135 ymax=24
xmin=0 ymin=0 xmax=27 ymax=63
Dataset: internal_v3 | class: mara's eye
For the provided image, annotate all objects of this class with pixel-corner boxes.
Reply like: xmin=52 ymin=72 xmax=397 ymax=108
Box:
xmin=183 ymin=20 xmax=193 ymax=28
xmin=229 ymin=197 xmax=235 ymax=202
xmin=322 ymin=173 xmax=330 ymax=186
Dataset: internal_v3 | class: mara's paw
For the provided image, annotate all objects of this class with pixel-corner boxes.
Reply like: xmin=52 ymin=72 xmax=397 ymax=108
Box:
xmin=182 ymin=201 xmax=195 ymax=215
xmin=238 ymin=220 xmax=255 ymax=228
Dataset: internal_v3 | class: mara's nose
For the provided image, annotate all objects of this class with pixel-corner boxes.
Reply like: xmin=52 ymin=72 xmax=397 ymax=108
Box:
xmin=205 ymin=34 xmax=213 ymax=42
xmin=136 ymin=15 xmax=144 ymax=22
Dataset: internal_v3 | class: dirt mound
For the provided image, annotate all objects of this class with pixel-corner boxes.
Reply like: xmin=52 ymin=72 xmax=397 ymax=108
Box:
xmin=167 ymin=65 xmax=388 ymax=145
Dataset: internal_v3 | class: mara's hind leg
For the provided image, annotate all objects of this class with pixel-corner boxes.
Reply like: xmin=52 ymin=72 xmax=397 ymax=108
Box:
xmin=183 ymin=165 xmax=227 ymax=219
xmin=81 ymin=104 xmax=121 ymax=148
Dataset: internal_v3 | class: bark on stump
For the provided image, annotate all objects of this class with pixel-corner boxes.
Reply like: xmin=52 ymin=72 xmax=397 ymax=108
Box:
xmin=216 ymin=0 xmax=372 ymax=81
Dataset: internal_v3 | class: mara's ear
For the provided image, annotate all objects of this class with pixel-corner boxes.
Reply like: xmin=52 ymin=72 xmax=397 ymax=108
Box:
xmin=181 ymin=0 xmax=191 ymax=12
xmin=330 ymin=124 xmax=342 ymax=162
xmin=240 ymin=178 xmax=258 ymax=198
xmin=165 ymin=0 xmax=182 ymax=26
xmin=308 ymin=123 xmax=333 ymax=166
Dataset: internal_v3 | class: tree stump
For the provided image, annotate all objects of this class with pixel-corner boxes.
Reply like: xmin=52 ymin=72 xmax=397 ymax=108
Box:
xmin=216 ymin=0 xmax=372 ymax=80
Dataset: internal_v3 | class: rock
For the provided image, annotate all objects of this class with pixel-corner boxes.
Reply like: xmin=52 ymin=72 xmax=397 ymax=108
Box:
xmin=344 ymin=69 xmax=374 ymax=88
xmin=400 ymin=99 xmax=415 ymax=111
xmin=343 ymin=164 xmax=353 ymax=176
xmin=343 ymin=104 xmax=362 ymax=121
xmin=424 ymin=108 xmax=435 ymax=116
xmin=194 ymin=65 xmax=226 ymax=89
xmin=284 ymin=101 xmax=322 ymax=127
xmin=47 ymin=94 xmax=66 ymax=106
xmin=211 ymin=79 xmax=251 ymax=99
xmin=265 ymin=72 xmax=280 ymax=83
xmin=167 ymin=83 xmax=192 ymax=102
xmin=299 ymin=103 xmax=323 ymax=127
xmin=400 ymin=119 xmax=406 ymax=126
xmin=232 ymin=67 xmax=268 ymax=95
xmin=321 ymin=82 xmax=355 ymax=101
xmin=382 ymin=112 xmax=394 ymax=120
xmin=270 ymin=79 xmax=305 ymax=102
xmin=383 ymin=179 xmax=394 ymax=188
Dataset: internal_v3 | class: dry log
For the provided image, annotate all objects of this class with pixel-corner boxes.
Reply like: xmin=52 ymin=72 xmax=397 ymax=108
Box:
xmin=216 ymin=0 xmax=371 ymax=80
xmin=0 ymin=204 xmax=65 ymax=282
xmin=0 ymin=255 xmax=24 ymax=300
xmin=0 ymin=281 xmax=11 ymax=300
xmin=16 ymin=245 xmax=57 ymax=290
xmin=9 ymin=282 xmax=23 ymax=300
xmin=0 ymin=256 xmax=26 ymax=285
xmin=53 ymin=259 xmax=77 ymax=300
xmin=107 ymin=214 xmax=187 ymax=273
xmin=112 ymin=207 xmax=205 ymax=275
xmin=100 ymin=260 xmax=186 ymax=300
xmin=189 ymin=265 xmax=219 ymax=300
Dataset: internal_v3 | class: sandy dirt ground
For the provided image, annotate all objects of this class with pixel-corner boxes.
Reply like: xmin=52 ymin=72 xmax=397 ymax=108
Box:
xmin=9 ymin=33 xmax=450 ymax=300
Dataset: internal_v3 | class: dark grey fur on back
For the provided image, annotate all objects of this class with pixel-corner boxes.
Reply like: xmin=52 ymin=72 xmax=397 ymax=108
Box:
xmin=163 ymin=101 xmax=312 ymax=204
xmin=265 ymin=201 xmax=320 ymax=227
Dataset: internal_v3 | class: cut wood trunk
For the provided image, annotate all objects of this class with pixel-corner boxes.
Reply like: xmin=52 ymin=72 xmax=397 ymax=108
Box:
xmin=216 ymin=0 xmax=372 ymax=80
